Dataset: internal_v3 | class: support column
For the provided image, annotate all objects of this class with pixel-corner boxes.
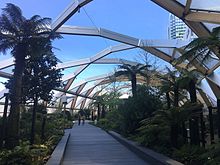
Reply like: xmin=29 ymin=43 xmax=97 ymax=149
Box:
xmin=208 ymin=106 xmax=214 ymax=143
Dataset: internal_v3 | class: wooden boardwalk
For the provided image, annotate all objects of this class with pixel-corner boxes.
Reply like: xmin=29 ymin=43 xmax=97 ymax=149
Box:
xmin=62 ymin=122 xmax=149 ymax=165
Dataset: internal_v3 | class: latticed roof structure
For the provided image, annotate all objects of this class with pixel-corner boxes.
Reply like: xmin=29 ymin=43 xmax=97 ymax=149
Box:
xmin=1 ymin=0 xmax=220 ymax=111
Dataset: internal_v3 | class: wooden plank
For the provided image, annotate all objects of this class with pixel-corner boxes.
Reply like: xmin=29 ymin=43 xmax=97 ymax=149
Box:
xmin=62 ymin=123 xmax=148 ymax=165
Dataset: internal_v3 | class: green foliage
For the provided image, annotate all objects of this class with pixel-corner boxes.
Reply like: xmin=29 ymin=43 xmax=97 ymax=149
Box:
xmin=117 ymin=86 xmax=162 ymax=136
xmin=2 ymin=110 xmax=73 ymax=164
xmin=99 ymin=92 xmax=121 ymax=111
xmin=5 ymin=38 xmax=63 ymax=103
xmin=170 ymin=129 xmax=220 ymax=164
xmin=0 ymin=141 xmax=49 ymax=165
xmin=134 ymin=101 xmax=202 ymax=149
xmin=115 ymin=63 xmax=152 ymax=96
xmin=0 ymin=3 xmax=62 ymax=148
xmin=173 ymin=145 xmax=206 ymax=165
xmin=61 ymin=110 xmax=73 ymax=121
xmin=96 ymin=118 xmax=112 ymax=131
xmin=20 ymin=110 xmax=73 ymax=142
xmin=97 ymin=85 xmax=162 ymax=137
xmin=199 ymin=143 xmax=220 ymax=165
xmin=135 ymin=118 xmax=170 ymax=151
xmin=174 ymin=26 xmax=220 ymax=68
xmin=22 ymin=42 xmax=62 ymax=102
xmin=97 ymin=109 xmax=122 ymax=132
xmin=82 ymin=109 xmax=91 ymax=118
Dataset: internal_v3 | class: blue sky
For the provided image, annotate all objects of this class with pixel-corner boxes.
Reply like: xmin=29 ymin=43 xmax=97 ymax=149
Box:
xmin=0 ymin=0 xmax=171 ymax=83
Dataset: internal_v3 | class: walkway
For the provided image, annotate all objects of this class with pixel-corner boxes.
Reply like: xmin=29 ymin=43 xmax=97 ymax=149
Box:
xmin=62 ymin=122 xmax=148 ymax=165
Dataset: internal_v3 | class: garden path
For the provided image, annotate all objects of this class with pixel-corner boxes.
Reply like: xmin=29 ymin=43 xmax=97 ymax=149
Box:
xmin=62 ymin=121 xmax=149 ymax=165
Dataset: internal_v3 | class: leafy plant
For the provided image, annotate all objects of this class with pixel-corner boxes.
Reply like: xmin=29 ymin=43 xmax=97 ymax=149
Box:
xmin=0 ymin=141 xmax=49 ymax=165
xmin=173 ymin=145 xmax=206 ymax=165
xmin=200 ymin=143 xmax=220 ymax=165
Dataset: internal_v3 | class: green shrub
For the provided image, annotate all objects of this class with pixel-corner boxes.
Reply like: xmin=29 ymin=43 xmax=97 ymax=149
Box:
xmin=0 ymin=112 xmax=73 ymax=164
xmin=173 ymin=145 xmax=206 ymax=165
xmin=199 ymin=143 xmax=220 ymax=165
xmin=0 ymin=141 xmax=49 ymax=165
xmin=117 ymin=86 xmax=162 ymax=136
xmin=96 ymin=85 xmax=162 ymax=137
xmin=96 ymin=118 xmax=110 ymax=130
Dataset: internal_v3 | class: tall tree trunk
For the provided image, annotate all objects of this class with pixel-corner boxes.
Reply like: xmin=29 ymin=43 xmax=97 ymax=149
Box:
xmin=173 ymin=85 xmax=179 ymax=107
xmin=188 ymin=80 xmax=200 ymax=145
xmin=208 ymin=106 xmax=214 ymax=143
xmin=182 ymin=122 xmax=187 ymax=143
xmin=200 ymin=112 xmax=205 ymax=147
xmin=6 ymin=46 xmax=26 ymax=149
xmin=131 ymin=74 xmax=137 ymax=98
xmin=97 ymin=103 xmax=101 ymax=121
xmin=171 ymin=124 xmax=178 ymax=148
xmin=91 ymin=110 xmax=94 ymax=121
xmin=189 ymin=80 xmax=197 ymax=103
xmin=189 ymin=118 xmax=199 ymax=145
xmin=41 ymin=113 xmax=46 ymax=142
xmin=101 ymin=104 xmax=106 ymax=118
xmin=30 ymin=95 xmax=38 ymax=145
xmin=217 ymin=99 xmax=220 ymax=139
xmin=171 ymin=85 xmax=179 ymax=148
xmin=166 ymin=92 xmax=171 ymax=109
xmin=0 ymin=93 xmax=9 ymax=148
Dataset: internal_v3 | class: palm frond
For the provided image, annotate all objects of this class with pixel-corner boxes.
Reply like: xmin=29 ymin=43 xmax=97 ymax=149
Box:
xmin=0 ymin=14 xmax=19 ymax=35
xmin=114 ymin=70 xmax=130 ymax=77
xmin=212 ymin=26 xmax=220 ymax=37
xmin=2 ymin=3 xmax=25 ymax=27
xmin=118 ymin=64 xmax=133 ymax=73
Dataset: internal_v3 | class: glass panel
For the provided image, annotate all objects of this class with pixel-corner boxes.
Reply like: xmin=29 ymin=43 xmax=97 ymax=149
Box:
xmin=214 ymin=66 xmax=220 ymax=74
xmin=71 ymin=86 xmax=80 ymax=93
xmin=178 ymin=0 xmax=220 ymax=12
xmin=203 ymin=23 xmax=220 ymax=32
xmin=173 ymin=49 xmax=182 ymax=59
xmin=202 ymin=56 xmax=219 ymax=70
xmin=195 ymin=51 xmax=219 ymax=69
xmin=190 ymin=0 xmax=220 ymax=11
xmin=176 ymin=0 xmax=187 ymax=5
xmin=157 ymin=48 xmax=173 ymax=56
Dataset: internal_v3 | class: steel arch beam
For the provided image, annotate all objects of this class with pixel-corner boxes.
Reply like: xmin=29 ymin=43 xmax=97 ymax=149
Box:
xmin=56 ymin=25 xmax=210 ymax=75
xmin=185 ymin=12 xmax=220 ymax=25
xmin=151 ymin=0 xmax=210 ymax=37
xmin=56 ymin=44 xmax=135 ymax=70
xmin=51 ymin=0 xmax=93 ymax=31
xmin=57 ymin=26 xmax=189 ymax=49
xmin=0 ymin=58 xmax=14 ymax=70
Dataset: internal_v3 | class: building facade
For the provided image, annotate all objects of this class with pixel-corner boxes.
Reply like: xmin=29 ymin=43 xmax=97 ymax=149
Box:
xmin=168 ymin=14 xmax=196 ymax=40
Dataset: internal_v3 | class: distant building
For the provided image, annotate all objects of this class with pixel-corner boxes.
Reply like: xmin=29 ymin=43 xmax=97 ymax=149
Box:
xmin=168 ymin=14 xmax=196 ymax=40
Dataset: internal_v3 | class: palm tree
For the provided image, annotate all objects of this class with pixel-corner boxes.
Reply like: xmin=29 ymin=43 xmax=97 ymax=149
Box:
xmin=177 ymin=68 xmax=199 ymax=103
xmin=176 ymin=27 xmax=220 ymax=68
xmin=176 ymin=27 xmax=220 ymax=144
xmin=158 ymin=75 xmax=172 ymax=109
xmin=115 ymin=63 xmax=151 ymax=97
xmin=157 ymin=67 xmax=190 ymax=146
xmin=158 ymin=67 xmax=180 ymax=107
xmin=0 ymin=3 xmax=59 ymax=148
xmin=178 ymin=69 xmax=204 ymax=146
